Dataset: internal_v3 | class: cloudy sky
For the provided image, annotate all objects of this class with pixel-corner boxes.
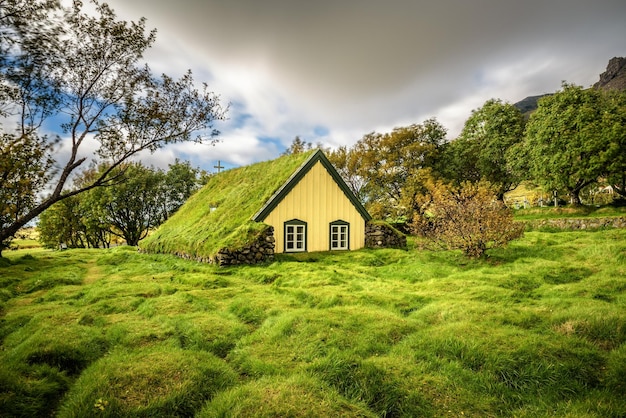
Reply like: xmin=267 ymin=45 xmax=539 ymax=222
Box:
xmin=104 ymin=0 xmax=626 ymax=172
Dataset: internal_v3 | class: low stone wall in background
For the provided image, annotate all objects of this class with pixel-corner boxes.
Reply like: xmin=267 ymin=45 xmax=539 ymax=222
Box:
xmin=365 ymin=222 xmax=407 ymax=249
xmin=525 ymin=216 xmax=626 ymax=231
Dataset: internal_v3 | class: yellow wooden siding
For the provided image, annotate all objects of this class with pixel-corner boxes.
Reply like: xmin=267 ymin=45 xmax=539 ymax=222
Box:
xmin=263 ymin=161 xmax=366 ymax=253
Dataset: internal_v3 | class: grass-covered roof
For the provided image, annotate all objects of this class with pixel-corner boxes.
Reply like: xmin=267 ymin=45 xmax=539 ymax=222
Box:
xmin=140 ymin=151 xmax=314 ymax=259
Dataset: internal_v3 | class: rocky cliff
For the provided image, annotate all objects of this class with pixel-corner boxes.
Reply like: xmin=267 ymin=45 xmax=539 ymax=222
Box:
xmin=514 ymin=56 xmax=626 ymax=115
xmin=593 ymin=56 xmax=626 ymax=91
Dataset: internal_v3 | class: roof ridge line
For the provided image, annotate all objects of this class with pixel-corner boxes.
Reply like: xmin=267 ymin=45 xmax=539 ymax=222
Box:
xmin=252 ymin=149 xmax=371 ymax=222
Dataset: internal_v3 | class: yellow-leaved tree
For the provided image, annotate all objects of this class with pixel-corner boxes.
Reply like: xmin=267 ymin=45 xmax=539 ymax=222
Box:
xmin=413 ymin=181 xmax=524 ymax=258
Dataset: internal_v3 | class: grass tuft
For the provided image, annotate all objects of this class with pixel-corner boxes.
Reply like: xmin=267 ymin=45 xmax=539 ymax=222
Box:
xmin=56 ymin=347 xmax=237 ymax=418
xmin=198 ymin=374 xmax=377 ymax=417
xmin=309 ymin=351 xmax=432 ymax=416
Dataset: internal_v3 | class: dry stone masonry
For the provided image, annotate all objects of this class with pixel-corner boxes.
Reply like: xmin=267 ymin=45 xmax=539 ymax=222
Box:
xmin=213 ymin=227 xmax=275 ymax=266
xmin=525 ymin=217 xmax=626 ymax=231
xmin=365 ymin=222 xmax=407 ymax=249
xmin=166 ymin=227 xmax=275 ymax=266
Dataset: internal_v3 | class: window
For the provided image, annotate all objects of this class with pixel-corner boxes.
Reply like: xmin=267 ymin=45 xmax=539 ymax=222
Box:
xmin=284 ymin=219 xmax=307 ymax=252
xmin=330 ymin=220 xmax=349 ymax=250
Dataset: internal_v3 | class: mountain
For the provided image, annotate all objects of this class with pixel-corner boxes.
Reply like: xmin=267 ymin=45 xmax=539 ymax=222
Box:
xmin=593 ymin=56 xmax=626 ymax=91
xmin=513 ymin=56 xmax=626 ymax=115
xmin=512 ymin=94 xmax=551 ymax=116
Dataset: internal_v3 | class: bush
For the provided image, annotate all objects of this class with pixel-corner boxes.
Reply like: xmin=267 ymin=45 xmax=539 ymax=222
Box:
xmin=413 ymin=180 xmax=524 ymax=258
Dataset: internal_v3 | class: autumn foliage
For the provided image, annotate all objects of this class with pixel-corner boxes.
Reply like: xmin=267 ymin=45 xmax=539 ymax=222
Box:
xmin=413 ymin=181 xmax=524 ymax=258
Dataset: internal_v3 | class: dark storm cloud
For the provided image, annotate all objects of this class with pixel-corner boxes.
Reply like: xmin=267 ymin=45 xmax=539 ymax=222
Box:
xmin=106 ymin=0 xmax=626 ymax=165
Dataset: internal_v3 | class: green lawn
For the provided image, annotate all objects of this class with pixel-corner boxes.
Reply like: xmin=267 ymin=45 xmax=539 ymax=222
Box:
xmin=1 ymin=230 xmax=625 ymax=417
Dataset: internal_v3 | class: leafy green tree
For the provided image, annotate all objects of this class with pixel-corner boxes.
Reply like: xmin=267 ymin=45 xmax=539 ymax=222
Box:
xmin=38 ymin=195 xmax=87 ymax=248
xmin=327 ymin=145 xmax=367 ymax=201
xmin=0 ymin=0 xmax=225 ymax=255
xmin=519 ymin=83 xmax=625 ymax=205
xmin=282 ymin=136 xmax=312 ymax=155
xmin=88 ymin=163 xmax=163 ymax=246
xmin=603 ymin=90 xmax=626 ymax=199
xmin=38 ymin=160 xmax=201 ymax=248
xmin=74 ymin=168 xmax=114 ymax=248
xmin=38 ymin=193 xmax=113 ymax=250
xmin=39 ymin=166 xmax=113 ymax=249
xmin=438 ymin=136 xmax=482 ymax=188
xmin=442 ymin=99 xmax=525 ymax=200
xmin=413 ymin=180 xmax=524 ymax=258
xmin=159 ymin=159 xmax=202 ymax=221
xmin=0 ymin=133 xmax=56 ymax=249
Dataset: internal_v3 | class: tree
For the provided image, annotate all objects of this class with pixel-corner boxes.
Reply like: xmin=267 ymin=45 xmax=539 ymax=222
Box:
xmin=282 ymin=136 xmax=312 ymax=155
xmin=326 ymin=145 xmax=367 ymax=201
xmin=94 ymin=163 xmax=163 ymax=246
xmin=438 ymin=136 xmax=481 ymax=186
xmin=603 ymin=90 xmax=626 ymax=200
xmin=38 ymin=192 xmax=113 ymax=249
xmin=442 ymin=99 xmax=525 ymax=200
xmin=38 ymin=195 xmax=87 ymax=248
xmin=159 ymin=159 xmax=201 ymax=221
xmin=0 ymin=0 xmax=225 ymax=255
xmin=413 ymin=180 xmax=524 ymax=258
xmin=519 ymin=83 xmax=624 ymax=205
xmin=350 ymin=118 xmax=447 ymax=220
xmin=38 ymin=161 xmax=201 ymax=248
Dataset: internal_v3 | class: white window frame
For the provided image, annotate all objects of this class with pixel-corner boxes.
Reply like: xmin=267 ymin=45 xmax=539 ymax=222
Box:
xmin=284 ymin=219 xmax=307 ymax=252
xmin=330 ymin=221 xmax=349 ymax=250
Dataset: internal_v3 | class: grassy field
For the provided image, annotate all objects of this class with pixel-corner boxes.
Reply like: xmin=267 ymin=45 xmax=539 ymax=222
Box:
xmin=1 ymin=230 xmax=625 ymax=417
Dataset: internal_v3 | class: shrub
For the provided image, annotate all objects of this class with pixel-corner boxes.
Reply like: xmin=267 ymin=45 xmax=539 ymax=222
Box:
xmin=413 ymin=180 xmax=524 ymax=257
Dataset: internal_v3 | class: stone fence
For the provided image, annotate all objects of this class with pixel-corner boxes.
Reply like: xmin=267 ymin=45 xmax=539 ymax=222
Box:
xmin=213 ymin=227 xmax=275 ymax=266
xmin=167 ymin=226 xmax=275 ymax=266
xmin=365 ymin=222 xmax=407 ymax=249
xmin=525 ymin=216 xmax=626 ymax=231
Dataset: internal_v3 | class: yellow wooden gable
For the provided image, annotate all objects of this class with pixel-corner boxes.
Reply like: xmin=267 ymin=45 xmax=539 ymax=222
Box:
xmin=253 ymin=150 xmax=371 ymax=253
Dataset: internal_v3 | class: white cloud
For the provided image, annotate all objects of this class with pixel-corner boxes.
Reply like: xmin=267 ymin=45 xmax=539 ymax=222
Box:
xmin=91 ymin=0 xmax=626 ymax=169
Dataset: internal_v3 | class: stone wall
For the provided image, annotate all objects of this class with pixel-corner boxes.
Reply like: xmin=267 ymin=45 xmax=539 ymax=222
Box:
xmin=525 ymin=216 xmax=626 ymax=231
xmin=213 ymin=226 xmax=275 ymax=266
xmin=365 ymin=222 xmax=407 ymax=249
xmin=166 ymin=226 xmax=275 ymax=266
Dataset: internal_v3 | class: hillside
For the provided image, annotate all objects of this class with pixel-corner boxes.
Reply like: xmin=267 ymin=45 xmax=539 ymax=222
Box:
xmin=514 ymin=55 xmax=626 ymax=114
xmin=513 ymin=93 xmax=552 ymax=116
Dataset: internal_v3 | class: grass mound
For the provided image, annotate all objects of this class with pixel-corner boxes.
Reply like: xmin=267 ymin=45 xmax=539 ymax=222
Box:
xmin=309 ymin=351 xmax=432 ymax=416
xmin=514 ymin=204 xmax=626 ymax=220
xmin=1 ymin=324 xmax=108 ymax=416
xmin=57 ymin=347 xmax=237 ymax=417
xmin=198 ymin=374 xmax=376 ymax=417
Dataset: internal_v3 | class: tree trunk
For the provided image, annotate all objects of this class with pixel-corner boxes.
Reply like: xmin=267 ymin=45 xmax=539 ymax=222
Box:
xmin=613 ymin=172 xmax=626 ymax=198
xmin=569 ymin=190 xmax=582 ymax=206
